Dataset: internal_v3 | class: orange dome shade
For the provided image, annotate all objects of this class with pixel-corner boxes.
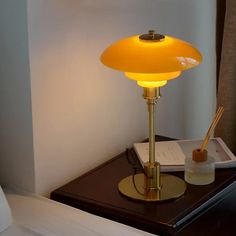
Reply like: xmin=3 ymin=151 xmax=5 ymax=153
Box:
xmin=100 ymin=34 xmax=202 ymax=74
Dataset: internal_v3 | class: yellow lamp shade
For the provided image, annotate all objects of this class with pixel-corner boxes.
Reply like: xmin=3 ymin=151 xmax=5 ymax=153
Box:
xmin=100 ymin=33 xmax=202 ymax=74
xmin=101 ymin=31 xmax=202 ymax=88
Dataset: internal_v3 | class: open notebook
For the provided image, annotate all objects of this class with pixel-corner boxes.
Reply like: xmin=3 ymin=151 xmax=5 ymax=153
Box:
xmin=134 ymin=138 xmax=236 ymax=172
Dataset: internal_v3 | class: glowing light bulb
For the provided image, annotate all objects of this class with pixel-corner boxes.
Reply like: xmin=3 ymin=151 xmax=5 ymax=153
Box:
xmin=137 ymin=80 xmax=167 ymax=88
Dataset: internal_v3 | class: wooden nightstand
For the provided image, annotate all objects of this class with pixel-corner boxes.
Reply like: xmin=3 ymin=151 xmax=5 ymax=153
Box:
xmin=51 ymin=136 xmax=236 ymax=236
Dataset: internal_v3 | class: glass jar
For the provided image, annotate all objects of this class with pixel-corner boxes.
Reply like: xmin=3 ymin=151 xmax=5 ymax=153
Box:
xmin=184 ymin=149 xmax=215 ymax=185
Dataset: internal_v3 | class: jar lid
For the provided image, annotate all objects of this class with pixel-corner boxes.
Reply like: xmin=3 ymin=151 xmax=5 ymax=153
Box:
xmin=192 ymin=149 xmax=208 ymax=162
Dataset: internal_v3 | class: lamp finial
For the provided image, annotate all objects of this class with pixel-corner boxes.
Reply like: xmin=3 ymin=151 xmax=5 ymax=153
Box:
xmin=139 ymin=30 xmax=165 ymax=41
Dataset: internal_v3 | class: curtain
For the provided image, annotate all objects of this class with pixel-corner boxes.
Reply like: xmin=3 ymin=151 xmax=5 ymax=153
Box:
xmin=215 ymin=0 xmax=236 ymax=153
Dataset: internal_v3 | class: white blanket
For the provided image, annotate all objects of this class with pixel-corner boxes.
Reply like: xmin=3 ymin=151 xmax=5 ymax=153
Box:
xmin=1 ymin=191 xmax=155 ymax=236
xmin=0 ymin=187 xmax=12 ymax=233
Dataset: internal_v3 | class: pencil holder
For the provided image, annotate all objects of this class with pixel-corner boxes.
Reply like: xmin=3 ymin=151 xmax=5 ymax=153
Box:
xmin=184 ymin=149 xmax=215 ymax=185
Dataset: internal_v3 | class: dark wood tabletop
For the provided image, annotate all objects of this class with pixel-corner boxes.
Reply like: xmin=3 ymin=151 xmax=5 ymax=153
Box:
xmin=51 ymin=136 xmax=236 ymax=236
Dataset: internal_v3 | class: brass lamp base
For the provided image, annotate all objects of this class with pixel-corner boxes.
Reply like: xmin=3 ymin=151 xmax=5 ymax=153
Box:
xmin=118 ymin=173 xmax=186 ymax=202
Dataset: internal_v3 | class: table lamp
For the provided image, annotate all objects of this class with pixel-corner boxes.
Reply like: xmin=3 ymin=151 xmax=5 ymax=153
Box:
xmin=100 ymin=30 xmax=202 ymax=201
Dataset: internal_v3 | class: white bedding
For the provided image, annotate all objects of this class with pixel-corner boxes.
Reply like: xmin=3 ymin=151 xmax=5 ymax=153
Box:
xmin=1 ymin=190 xmax=155 ymax=236
xmin=0 ymin=187 xmax=12 ymax=233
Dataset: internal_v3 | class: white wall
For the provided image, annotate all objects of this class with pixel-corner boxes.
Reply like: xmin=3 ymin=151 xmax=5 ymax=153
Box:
xmin=0 ymin=0 xmax=216 ymax=195
xmin=152 ymin=0 xmax=216 ymax=139
xmin=0 ymin=0 xmax=35 ymax=192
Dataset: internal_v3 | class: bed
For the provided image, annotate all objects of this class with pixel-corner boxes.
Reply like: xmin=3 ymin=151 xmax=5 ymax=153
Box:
xmin=0 ymin=187 xmax=154 ymax=236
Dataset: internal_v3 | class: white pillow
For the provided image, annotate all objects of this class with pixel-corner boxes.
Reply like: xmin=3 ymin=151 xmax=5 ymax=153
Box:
xmin=0 ymin=186 xmax=12 ymax=232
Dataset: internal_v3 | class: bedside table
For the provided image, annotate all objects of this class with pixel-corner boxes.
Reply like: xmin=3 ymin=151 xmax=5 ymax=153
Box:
xmin=51 ymin=136 xmax=236 ymax=236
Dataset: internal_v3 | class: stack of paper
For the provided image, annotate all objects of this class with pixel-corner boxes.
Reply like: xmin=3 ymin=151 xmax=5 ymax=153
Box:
xmin=134 ymin=138 xmax=236 ymax=172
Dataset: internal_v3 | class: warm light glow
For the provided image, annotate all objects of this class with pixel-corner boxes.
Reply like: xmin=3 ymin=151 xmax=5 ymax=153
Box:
xmin=125 ymin=71 xmax=181 ymax=88
xmin=125 ymin=71 xmax=181 ymax=81
xmin=137 ymin=80 xmax=167 ymax=88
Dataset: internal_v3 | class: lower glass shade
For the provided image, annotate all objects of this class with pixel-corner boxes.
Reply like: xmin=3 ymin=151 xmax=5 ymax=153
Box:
xmin=137 ymin=80 xmax=167 ymax=88
xmin=125 ymin=71 xmax=181 ymax=82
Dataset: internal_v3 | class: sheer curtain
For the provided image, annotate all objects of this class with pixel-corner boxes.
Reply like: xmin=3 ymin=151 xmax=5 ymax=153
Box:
xmin=215 ymin=0 xmax=236 ymax=153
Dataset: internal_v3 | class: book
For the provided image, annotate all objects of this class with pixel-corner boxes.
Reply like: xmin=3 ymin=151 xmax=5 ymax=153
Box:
xmin=133 ymin=137 xmax=236 ymax=172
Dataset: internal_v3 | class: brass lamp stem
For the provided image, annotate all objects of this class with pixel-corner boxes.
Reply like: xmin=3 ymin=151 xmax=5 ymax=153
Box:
xmin=148 ymin=99 xmax=156 ymax=164
xmin=143 ymin=87 xmax=161 ymax=164
xmin=117 ymin=86 xmax=186 ymax=202
xmin=143 ymin=87 xmax=161 ymax=191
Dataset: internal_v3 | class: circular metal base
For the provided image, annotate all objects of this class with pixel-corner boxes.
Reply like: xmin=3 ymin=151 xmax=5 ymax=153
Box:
xmin=118 ymin=173 xmax=186 ymax=202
